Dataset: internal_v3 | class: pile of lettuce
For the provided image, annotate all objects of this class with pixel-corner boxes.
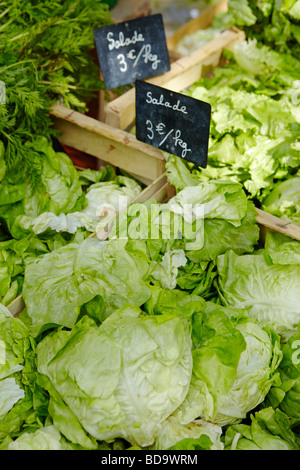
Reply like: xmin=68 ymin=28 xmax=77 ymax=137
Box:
xmin=1 ymin=178 xmax=300 ymax=450
xmin=1 ymin=0 xmax=300 ymax=451
xmin=0 ymin=136 xmax=142 ymax=308
xmin=0 ymin=0 xmax=143 ymax=309
xmin=261 ymin=173 xmax=300 ymax=225
xmin=227 ymin=0 xmax=300 ymax=59
xmin=188 ymin=0 xmax=300 ymax=59
xmin=170 ymin=1 xmax=300 ymax=226
xmin=166 ymin=38 xmax=300 ymax=223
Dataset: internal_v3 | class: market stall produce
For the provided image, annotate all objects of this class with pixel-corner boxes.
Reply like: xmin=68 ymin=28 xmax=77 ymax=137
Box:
xmin=0 ymin=0 xmax=300 ymax=452
xmin=161 ymin=0 xmax=300 ymax=226
xmin=166 ymin=37 xmax=300 ymax=214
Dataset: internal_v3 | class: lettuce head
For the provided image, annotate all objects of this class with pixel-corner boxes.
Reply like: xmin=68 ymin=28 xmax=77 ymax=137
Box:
xmin=36 ymin=306 xmax=193 ymax=448
xmin=217 ymin=233 xmax=300 ymax=341
xmin=0 ymin=304 xmax=48 ymax=443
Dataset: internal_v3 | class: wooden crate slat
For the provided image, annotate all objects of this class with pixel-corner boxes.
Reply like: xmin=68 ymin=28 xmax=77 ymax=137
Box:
xmin=51 ymin=102 xmax=165 ymax=184
xmin=256 ymin=208 xmax=300 ymax=243
xmin=7 ymin=294 xmax=25 ymax=318
xmin=131 ymin=172 xmax=169 ymax=204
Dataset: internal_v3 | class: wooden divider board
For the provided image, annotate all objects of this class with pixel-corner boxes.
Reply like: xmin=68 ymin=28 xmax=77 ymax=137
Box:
xmin=105 ymin=28 xmax=245 ymax=130
xmin=256 ymin=209 xmax=300 ymax=244
xmin=50 ymin=102 xmax=165 ymax=186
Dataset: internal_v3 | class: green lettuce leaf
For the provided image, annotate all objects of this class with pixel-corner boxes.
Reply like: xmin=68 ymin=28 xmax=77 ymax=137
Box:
xmin=217 ymin=233 xmax=300 ymax=341
xmin=22 ymin=237 xmax=152 ymax=337
xmin=173 ymin=305 xmax=282 ymax=426
xmin=15 ymin=176 xmax=141 ymax=238
xmin=262 ymin=175 xmax=300 ymax=226
xmin=117 ymin=180 xmax=259 ymax=262
xmin=266 ymin=323 xmax=300 ymax=423
xmin=0 ymin=137 xmax=83 ymax=236
xmin=151 ymin=416 xmax=223 ymax=450
xmin=3 ymin=425 xmax=74 ymax=450
xmin=0 ymin=304 xmax=48 ymax=443
xmin=36 ymin=307 xmax=193 ymax=448
xmin=227 ymin=0 xmax=300 ymax=57
xmin=144 ymin=285 xmax=206 ymax=321
xmin=224 ymin=407 xmax=299 ymax=450
xmin=166 ymin=37 xmax=300 ymax=216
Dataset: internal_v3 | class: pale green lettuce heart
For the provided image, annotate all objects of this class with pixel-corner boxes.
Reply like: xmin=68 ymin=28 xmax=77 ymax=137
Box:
xmin=36 ymin=307 xmax=193 ymax=447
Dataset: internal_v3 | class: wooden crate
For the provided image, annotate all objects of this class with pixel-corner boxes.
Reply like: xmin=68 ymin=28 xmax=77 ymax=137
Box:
xmin=105 ymin=26 xmax=245 ymax=130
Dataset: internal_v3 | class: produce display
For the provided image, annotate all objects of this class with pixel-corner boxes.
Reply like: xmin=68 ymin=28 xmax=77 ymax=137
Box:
xmin=226 ymin=0 xmax=300 ymax=59
xmin=0 ymin=0 xmax=300 ymax=453
xmin=1 ymin=177 xmax=300 ymax=450
xmin=197 ymin=0 xmax=300 ymax=59
xmin=170 ymin=0 xmax=300 ymax=225
xmin=0 ymin=0 xmax=141 ymax=308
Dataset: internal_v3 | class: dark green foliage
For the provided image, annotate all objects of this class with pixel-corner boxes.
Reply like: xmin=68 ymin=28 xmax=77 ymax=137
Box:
xmin=0 ymin=0 xmax=112 ymax=188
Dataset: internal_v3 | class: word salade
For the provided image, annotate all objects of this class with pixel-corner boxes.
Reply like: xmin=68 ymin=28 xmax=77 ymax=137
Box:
xmin=94 ymin=14 xmax=170 ymax=89
xmin=136 ymin=81 xmax=211 ymax=167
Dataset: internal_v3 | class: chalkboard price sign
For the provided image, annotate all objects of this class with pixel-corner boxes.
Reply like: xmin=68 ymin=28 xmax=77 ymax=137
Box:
xmin=94 ymin=14 xmax=170 ymax=90
xmin=136 ymin=81 xmax=211 ymax=168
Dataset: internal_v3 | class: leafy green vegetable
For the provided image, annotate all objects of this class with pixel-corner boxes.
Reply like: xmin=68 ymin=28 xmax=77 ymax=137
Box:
xmin=0 ymin=304 xmax=48 ymax=444
xmin=36 ymin=307 xmax=193 ymax=448
xmin=227 ymin=0 xmax=300 ymax=58
xmin=0 ymin=0 xmax=112 ymax=111
xmin=262 ymin=174 xmax=300 ymax=225
xmin=175 ymin=27 xmax=225 ymax=55
xmin=22 ymin=238 xmax=152 ymax=337
xmin=0 ymin=0 xmax=112 ymax=187
xmin=113 ymin=180 xmax=259 ymax=259
xmin=110 ymin=180 xmax=259 ymax=302
xmin=217 ymin=232 xmax=300 ymax=341
xmin=166 ymin=38 xmax=300 ymax=223
xmin=224 ymin=407 xmax=299 ymax=450
xmin=14 ymin=176 xmax=141 ymax=239
xmin=152 ymin=416 xmax=223 ymax=450
xmin=173 ymin=305 xmax=281 ymax=426
xmin=266 ymin=323 xmax=300 ymax=424
xmin=144 ymin=284 xmax=206 ymax=321
xmin=1 ymin=425 xmax=75 ymax=450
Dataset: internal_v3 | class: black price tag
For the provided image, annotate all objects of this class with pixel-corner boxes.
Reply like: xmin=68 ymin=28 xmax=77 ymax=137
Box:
xmin=136 ymin=81 xmax=211 ymax=168
xmin=94 ymin=14 xmax=170 ymax=90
